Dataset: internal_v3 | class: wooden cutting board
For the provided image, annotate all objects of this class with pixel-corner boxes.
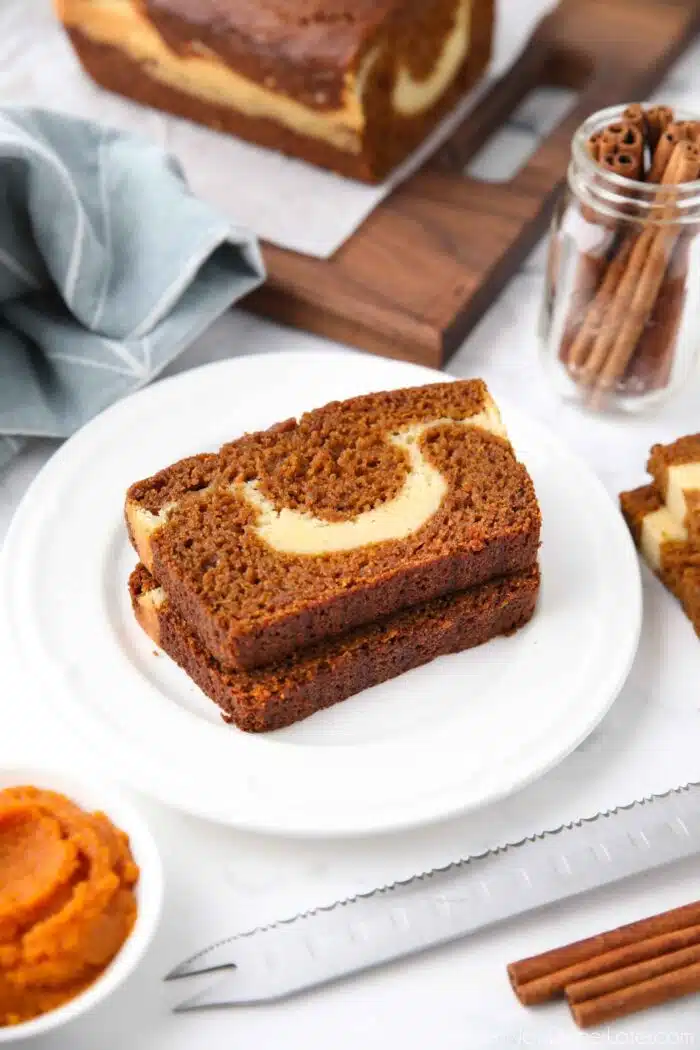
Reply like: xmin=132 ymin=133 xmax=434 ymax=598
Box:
xmin=245 ymin=0 xmax=700 ymax=369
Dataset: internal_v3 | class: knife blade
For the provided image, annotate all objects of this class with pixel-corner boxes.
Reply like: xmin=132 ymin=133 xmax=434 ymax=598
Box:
xmin=170 ymin=781 xmax=700 ymax=1011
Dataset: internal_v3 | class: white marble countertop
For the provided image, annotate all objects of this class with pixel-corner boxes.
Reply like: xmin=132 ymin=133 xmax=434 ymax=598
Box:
xmin=4 ymin=39 xmax=700 ymax=1050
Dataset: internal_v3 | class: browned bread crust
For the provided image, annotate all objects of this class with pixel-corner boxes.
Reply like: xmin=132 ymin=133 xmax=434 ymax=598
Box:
xmin=130 ymin=562 xmax=540 ymax=732
xmin=125 ymin=380 xmax=541 ymax=671
xmin=648 ymin=433 xmax=700 ymax=479
xmin=56 ymin=0 xmax=494 ymax=182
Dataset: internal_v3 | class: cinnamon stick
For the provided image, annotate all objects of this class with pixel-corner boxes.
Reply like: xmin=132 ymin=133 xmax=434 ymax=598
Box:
xmin=624 ymin=236 xmax=689 ymax=393
xmin=570 ymin=959 xmax=700 ymax=1029
xmin=512 ymin=923 xmax=700 ymax=1006
xmin=560 ymin=123 xmax=639 ymax=365
xmin=566 ymin=939 xmax=700 ymax=1004
xmin=678 ymin=120 xmax=700 ymax=143
xmin=601 ymin=122 xmax=642 ymax=153
xmin=558 ymin=251 xmax=615 ymax=367
xmin=645 ymin=105 xmax=674 ymax=150
xmin=622 ymin=106 xmax=647 ymax=176
xmin=507 ymin=899 xmax=700 ymax=997
xmin=622 ymin=103 xmax=646 ymax=133
xmin=651 ymin=235 xmax=691 ymax=390
xmin=648 ymin=120 xmax=699 ymax=183
xmin=601 ymin=123 xmax=644 ymax=181
xmin=600 ymin=149 xmax=641 ymax=181
xmin=578 ymin=131 xmax=620 ymax=229
xmin=565 ymin=238 xmax=633 ymax=372
xmin=564 ymin=124 xmax=644 ymax=371
xmin=587 ymin=131 xmax=602 ymax=162
xmin=557 ymin=251 xmax=608 ymax=365
xmin=648 ymin=125 xmax=682 ymax=183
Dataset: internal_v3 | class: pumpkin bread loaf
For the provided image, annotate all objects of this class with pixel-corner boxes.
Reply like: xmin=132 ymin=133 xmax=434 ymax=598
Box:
xmin=125 ymin=380 xmax=541 ymax=671
xmin=55 ymin=0 xmax=495 ymax=182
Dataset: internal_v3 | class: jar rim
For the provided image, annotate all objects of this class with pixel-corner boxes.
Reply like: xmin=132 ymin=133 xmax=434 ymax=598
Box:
xmin=572 ymin=102 xmax=700 ymax=198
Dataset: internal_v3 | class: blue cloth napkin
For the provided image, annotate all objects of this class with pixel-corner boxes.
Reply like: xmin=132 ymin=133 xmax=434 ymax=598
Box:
xmin=0 ymin=107 xmax=265 ymax=470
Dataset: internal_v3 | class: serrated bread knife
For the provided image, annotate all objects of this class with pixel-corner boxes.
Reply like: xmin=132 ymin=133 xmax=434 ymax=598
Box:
xmin=169 ymin=782 xmax=700 ymax=1011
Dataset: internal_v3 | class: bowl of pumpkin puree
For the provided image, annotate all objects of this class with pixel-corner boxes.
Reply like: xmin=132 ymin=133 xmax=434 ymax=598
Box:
xmin=0 ymin=766 xmax=163 ymax=1041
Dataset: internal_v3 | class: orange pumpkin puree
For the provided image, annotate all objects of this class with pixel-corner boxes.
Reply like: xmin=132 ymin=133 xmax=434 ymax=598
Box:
xmin=0 ymin=786 xmax=139 ymax=1028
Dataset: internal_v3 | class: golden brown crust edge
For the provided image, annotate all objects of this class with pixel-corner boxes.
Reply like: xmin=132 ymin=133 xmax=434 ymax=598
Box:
xmin=132 ymin=574 xmax=163 ymax=646
xmin=619 ymin=485 xmax=662 ymax=547
xmin=125 ymin=501 xmax=155 ymax=572
xmin=648 ymin=434 xmax=700 ymax=491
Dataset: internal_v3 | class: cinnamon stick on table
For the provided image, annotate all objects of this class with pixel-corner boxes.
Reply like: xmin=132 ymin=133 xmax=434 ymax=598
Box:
xmin=566 ymin=939 xmax=700 ymax=1004
xmin=570 ymin=958 xmax=700 ymax=1029
xmin=507 ymin=899 xmax=700 ymax=1005
xmin=511 ymin=923 xmax=700 ymax=1006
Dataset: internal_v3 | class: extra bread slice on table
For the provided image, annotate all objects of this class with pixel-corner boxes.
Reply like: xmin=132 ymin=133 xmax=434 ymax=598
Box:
xmin=620 ymin=484 xmax=700 ymax=636
xmin=125 ymin=379 xmax=541 ymax=671
xmin=130 ymin=563 xmax=540 ymax=733
xmin=647 ymin=433 xmax=700 ymax=546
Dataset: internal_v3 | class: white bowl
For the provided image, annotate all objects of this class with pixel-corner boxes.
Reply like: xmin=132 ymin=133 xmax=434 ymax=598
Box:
xmin=0 ymin=765 xmax=163 ymax=1042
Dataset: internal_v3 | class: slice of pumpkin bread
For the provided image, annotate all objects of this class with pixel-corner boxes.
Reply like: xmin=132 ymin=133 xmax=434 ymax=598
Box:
xmin=130 ymin=562 xmax=540 ymax=733
xmin=125 ymin=380 xmax=541 ymax=670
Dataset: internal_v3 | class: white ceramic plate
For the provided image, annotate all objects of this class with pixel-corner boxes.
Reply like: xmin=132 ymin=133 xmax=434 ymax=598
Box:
xmin=1 ymin=351 xmax=641 ymax=837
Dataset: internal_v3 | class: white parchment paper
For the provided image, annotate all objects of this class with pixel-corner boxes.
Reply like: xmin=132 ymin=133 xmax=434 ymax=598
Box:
xmin=4 ymin=0 xmax=557 ymax=257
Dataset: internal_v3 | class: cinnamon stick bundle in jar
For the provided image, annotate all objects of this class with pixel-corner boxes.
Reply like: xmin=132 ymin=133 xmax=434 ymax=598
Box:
xmin=542 ymin=103 xmax=700 ymax=413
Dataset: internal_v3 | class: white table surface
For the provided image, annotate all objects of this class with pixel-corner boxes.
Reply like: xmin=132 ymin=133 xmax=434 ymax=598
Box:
xmin=4 ymin=44 xmax=700 ymax=1050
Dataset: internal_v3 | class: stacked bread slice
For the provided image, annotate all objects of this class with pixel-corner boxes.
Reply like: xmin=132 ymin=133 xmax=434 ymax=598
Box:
xmin=620 ymin=434 xmax=700 ymax=636
xmin=125 ymin=380 xmax=542 ymax=731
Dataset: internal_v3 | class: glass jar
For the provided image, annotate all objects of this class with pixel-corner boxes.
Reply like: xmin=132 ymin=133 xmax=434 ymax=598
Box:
xmin=540 ymin=104 xmax=700 ymax=414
